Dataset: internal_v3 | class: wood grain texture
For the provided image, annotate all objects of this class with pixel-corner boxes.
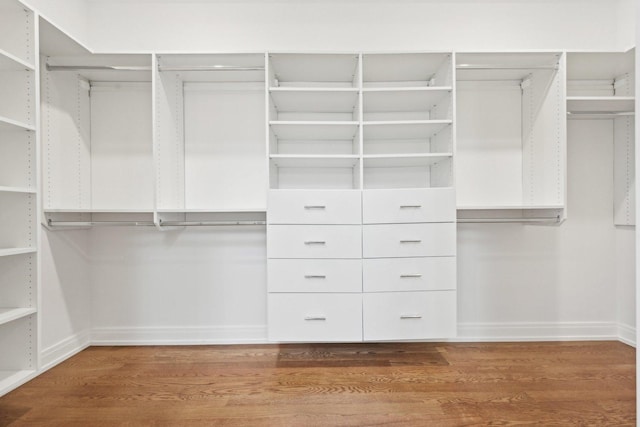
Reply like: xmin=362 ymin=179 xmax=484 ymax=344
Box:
xmin=0 ymin=341 xmax=634 ymax=426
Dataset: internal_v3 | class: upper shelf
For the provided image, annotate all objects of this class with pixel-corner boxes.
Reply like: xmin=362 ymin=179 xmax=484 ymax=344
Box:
xmin=364 ymin=153 xmax=452 ymax=168
xmin=363 ymin=120 xmax=451 ymax=140
xmin=363 ymin=53 xmax=451 ymax=87
xmin=270 ymin=121 xmax=359 ymax=140
xmin=363 ymin=87 xmax=451 ymax=113
xmin=270 ymin=88 xmax=359 ymax=113
xmin=0 ymin=115 xmax=35 ymax=132
xmin=567 ymin=51 xmax=635 ymax=81
xmin=567 ymin=96 xmax=635 ymax=117
xmin=456 ymin=52 xmax=561 ymax=81
xmin=0 ymin=186 xmax=36 ymax=194
xmin=269 ymin=54 xmax=359 ymax=88
xmin=0 ymin=48 xmax=34 ymax=71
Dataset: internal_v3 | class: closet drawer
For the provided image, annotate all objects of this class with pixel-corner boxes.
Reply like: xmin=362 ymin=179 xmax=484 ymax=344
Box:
xmin=268 ymin=293 xmax=363 ymax=342
xmin=363 ymin=188 xmax=456 ymax=224
xmin=268 ymin=225 xmax=362 ymax=259
xmin=363 ymin=257 xmax=456 ymax=292
xmin=268 ymin=190 xmax=361 ymax=224
xmin=362 ymin=223 xmax=456 ymax=258
xmin=363 ymin=291 xmax=456 ymax=341
xmin=268 ymin=259 xmax=362 ymax=293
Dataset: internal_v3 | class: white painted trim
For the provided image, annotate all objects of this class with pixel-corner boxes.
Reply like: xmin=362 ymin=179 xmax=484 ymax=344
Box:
xmin=91 ymin=326 xmax=268 ymax=345
xmin=617 ymin=323 xmax=636 ymax=347
xmin=40 ymin=329 xmax=91 ymax=372
xmin=457 ymin=321 xmax=618 ymax=342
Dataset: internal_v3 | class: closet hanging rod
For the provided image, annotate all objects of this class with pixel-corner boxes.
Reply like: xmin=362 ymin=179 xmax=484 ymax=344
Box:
xmin=457 ymin=217 xmax=560 ymax=224
xmin=46 ymin=64 xmax=152 ymax=72
xmin=157 ymin=65 xmax=265 ymax=72
xmin=456 ymin=64 xmax=558 ymax=70
xmin=158 ymin=220 xmax=266 ymax=226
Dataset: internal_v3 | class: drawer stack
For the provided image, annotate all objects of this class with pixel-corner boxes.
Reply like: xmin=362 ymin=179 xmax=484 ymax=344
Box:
xmin=362 ymin=188 xmax=457 ymax=340
xmin=267 ymin=190 xmax=363 ymax=342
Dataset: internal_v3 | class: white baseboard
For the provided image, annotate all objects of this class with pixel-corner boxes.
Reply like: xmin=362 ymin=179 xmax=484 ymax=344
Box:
xmin=40 ymin=329 xmax=91 ymax=371
xmin=456 ymin=321 xmax=619 ymax=342
xmin=617 ymin=323 xmax=636 ymax=347
xmin=91 ymin=325 xmax=268 ymax=345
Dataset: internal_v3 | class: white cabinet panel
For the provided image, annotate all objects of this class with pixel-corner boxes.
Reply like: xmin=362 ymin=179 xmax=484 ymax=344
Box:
xmin=268 ymin=259 xmax=362 ymax=293
xmin=363 ymin=223 xmax=456 ymax=258
xmin=268 ymin=293 xmax=362 ymax=342
xmin=363 ymin=188 xmax=455 ymax=224
xmin=363 ymin=257 xmax=456 ymax=292
xmin=268 ymin=225 xmax=361 ymax=259
xmin=268 ymin=190 xmax=361 ymax=224
xmin=363 ymin=291 xmax=456 ymax=341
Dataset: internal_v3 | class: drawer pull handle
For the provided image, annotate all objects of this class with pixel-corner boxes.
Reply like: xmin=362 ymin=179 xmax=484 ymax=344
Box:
xmin=400 ymin=314 xmax=422 ymax=319
xmin=304 ymin=275 xmax=326 ymax=279
xmin=400 ymin=240 xmax=422 ymax=244
xmin=304 ymin=205 xmax=326 ymax=210
xmin=304 ymin=241 xmax=326 ymax=245
xmin=304 ymin=316 xmax=327 ymax=321
xmin=400 ymin=205 xmax=422 ymax=209
xmin=400 ymin=274 xmax=422 ymax=278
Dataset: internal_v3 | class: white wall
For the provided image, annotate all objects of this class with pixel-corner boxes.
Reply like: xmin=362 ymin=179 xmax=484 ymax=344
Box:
xmin=85 ymin=0 xmax=634 ymax=53
xmin=22 ymin=0 xmax=89 ymax=47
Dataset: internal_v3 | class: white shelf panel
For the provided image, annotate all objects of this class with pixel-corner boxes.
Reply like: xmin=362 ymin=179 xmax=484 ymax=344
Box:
xmin=270 ymin=54 xmax=359 ymax=85
xmin=0 ymin=186 xmax=36 ymax=194
xmin=567 ymin=96 xmax=635 ymax=113
xmin=0 ymin=116 xmax=35 ymax=132
xmin=363 ymin=53 xmax=451 ymax=84
xmin=157 ymin=208 xmax=266 ymax=213
xmin=363 ymin=153 xmax=452 ymax=168
xmin=456 ymin=52 xmax=561 ymax=82
xmin=0 ymin=370 xmax=36 ymax=396
xmin=271 ymin=154 xmax=359 ymax=168
xmin=0 ymin=48 xmax=35 ymax=71
xmin=363 ymin=87 xmax=451 ymax=112
xmin=0 ymin=308 xmax=36 ymax=327
xmin=44 ymin=208 xmax=154 ymax=213
xmin=270 ymin=121 xmax=359 ymax=140
xmin=270 ymin=88 xmax=358 ymax=113
xmin=363 ymin=120 xmax=452 ymax=140
xmin=0 ymin=247 xmax=36 ymax=257
xmin=458 ymin=205 xmax=564 ymax=211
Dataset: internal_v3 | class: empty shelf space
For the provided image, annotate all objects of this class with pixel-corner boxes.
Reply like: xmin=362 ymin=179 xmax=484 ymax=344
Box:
xmin=0 ymin=247 xmax=36 ymax=257
xmin=0 ymin=116 xmax=35 ymax=132
xmin=270 ymin=121 xmax=359 ymax=140
xmin=0 ymin=186 xmax=35 ymax=194
xmin=363 ymin=53 xmax=452 ymax=86
xmin=271 ymin=154 xmax=360 ymax=168
xmin=364 ymin=153 xmax=452 ymax=168
xmin=363 ymin=87 xmax=452 ymax=112
xmin=270 ymin=88 xmax=359 ymax=113
xmin=567 ymin=96 xmax=635 ymax=114
xmin=457 ymin=205 xmax=564 ymax=222
xmin=363 ymin=120 xmax=452 ymax=140
xmin=269 ymin=54 xmax=359 ymax=87
xmin=0 ymin=308 xmax=36 ymax=327
xmin=0 ymin=48 xmax=35 ymax=71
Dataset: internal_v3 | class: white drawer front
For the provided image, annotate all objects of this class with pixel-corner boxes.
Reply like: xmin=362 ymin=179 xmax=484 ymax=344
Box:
xmin=268 ymin=225 xmax=362 ymax=259
xmin=363 ymin=291 xmax=456 ymax=341
xmin=268 ymin=190 xmax=361 ymax=224
xmin=363 ymin=188 xmax=456 ymax=224
xmin=268 ymin=293 xmax=363 ymax=342
xmin=363 ymin=257 xmax=456 ymax=292
xmin=363 ymin=223 xmax=456 ymax=258
xmin=269 ymin=259 xmax=362 ymax=293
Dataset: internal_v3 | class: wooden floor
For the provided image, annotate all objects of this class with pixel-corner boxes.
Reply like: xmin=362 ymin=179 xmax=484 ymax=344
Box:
xmin=0 ymin=341 xmax=635 ymax=426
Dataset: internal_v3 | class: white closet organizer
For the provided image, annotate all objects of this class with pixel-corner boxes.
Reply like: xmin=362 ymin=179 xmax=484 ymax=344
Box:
xmin=0 ymin=0 xmax=38 ymax=395
xmin=267 ymin=52 xmax=457 ymax=342
xmin=567 ymin=50 xmax=635 ymax=226
xmin=155 ymin=54 xmax=266 ymax=226
xmin=456 ymin=52 xmax=566 ymax=223
xmin=41 ymin=19 xmax=153 ymax=227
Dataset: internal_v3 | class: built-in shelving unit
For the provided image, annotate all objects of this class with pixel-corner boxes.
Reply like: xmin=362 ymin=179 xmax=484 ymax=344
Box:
xmin=0 ymin=0 xmax=38 ymax=396
xmin=456 ymin=52 xmax=566 ymax=221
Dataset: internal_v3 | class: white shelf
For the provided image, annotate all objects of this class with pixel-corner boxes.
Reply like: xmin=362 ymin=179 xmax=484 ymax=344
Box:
xmin=0 ymin=247 xmax=36 ymax=257
xmin=270 ymin=88 xmax=358 ymax=113
xmin=157 ymin=208 xmax=266 ymax=213
xmin=567 ymin=96 xmax=635 ymax=114
xmin=271 ymin=154 xmax=359 ymax=168
xmin=270 ymin=54 xmax=359 ymax=86
xmin=0 ymin=115 xmax=35 ymax=132
xmin=363 ymin=53 xmax=451 ymax=85
xmin=0 ymin=308 xmax=36 ymax=327
xmin=457 ymin=205 xmax=564 ymax=211
xmin=363 ymin=153 xmax=452 ymax=168
xmin=363 ymin=120 xmax=452 ymax=140
xmin=44 ymin=208 xmax=154 ymax=213
xmin=270 ymin=121 xmax=359 ymax=140
xmin=0 ymin=186 xmax=36 ymax=194
xmin=363 ymin=87 xmax=451 ymax=113
xmin=0 ymin=370 xmax=36 ymax=395
xmin=0 ymin=48 xmax=35 ymax=71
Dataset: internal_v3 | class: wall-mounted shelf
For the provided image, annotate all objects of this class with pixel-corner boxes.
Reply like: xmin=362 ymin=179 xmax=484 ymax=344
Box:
xmin=0 ymin=116 xmax=35 ymax=132
xmin=270 ymin=88 xmax=359 ymax=112
xmin=457 ymin=205 xmax=564 ymax=223
xmin=0 ymin=308 xmax=37 ymax=327
xmin=363 ymin=120 xmax=451 ymax=139
xmin=269 ymin=54 xmax=359 ymax=88
xmin=363 ymin=153 xmax=452 ymax=168
xmin=270 ymin=121 xmax=359 ymax=140
xmin=567 ymin=96 xmax=634 ymax=117
xmin=0 ymin=247 xmax=36 ymax=257
xmin=271 ymin=154 xmax=359 ymax=168
xmin=0 ymin=48 xmax=34 ymax=71
xmin=363 ymin=87 xmax=452 ymax=113
xmin=0 ymin=185 xmax=36 ymax=194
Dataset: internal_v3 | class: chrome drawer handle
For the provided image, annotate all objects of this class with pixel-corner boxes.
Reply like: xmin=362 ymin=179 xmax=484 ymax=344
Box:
xmin=400 ymin=314 xmax=422 ymax=319
xmin=400 ymin=205 xmax=422 ymax=209
xmin=304 ymin=316 xmax=327 ymax=321
xmin=304 ymin=241 xmax=326 ymax=245
xmin=400 ymin=240 xmax=421 ymax=244
xmin=304 ymin=275 xmax=326 ymax=279
xmin=304 ymin=205 xmax=326 ymax=210
xmin=400 ymin=274 xmax=422 ymax=278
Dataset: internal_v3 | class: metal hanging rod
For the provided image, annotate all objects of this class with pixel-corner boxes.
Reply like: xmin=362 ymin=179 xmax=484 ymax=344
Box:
xmin=158 ymin=220 xmax=266 ymax=227
xmin=158 ymin=65 xmax=265 ymax=72
xmin=457 ymin=217 xmax=560 ymax=224
xmin=46 ymin=64 xmax=152 ymax=72
xmin=456 ymin=64 xmax=558 ymax=70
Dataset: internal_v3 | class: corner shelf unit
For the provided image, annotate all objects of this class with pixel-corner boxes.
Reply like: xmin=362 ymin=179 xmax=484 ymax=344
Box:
xmin=0 ymin=0 xmax=38 ymax=396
